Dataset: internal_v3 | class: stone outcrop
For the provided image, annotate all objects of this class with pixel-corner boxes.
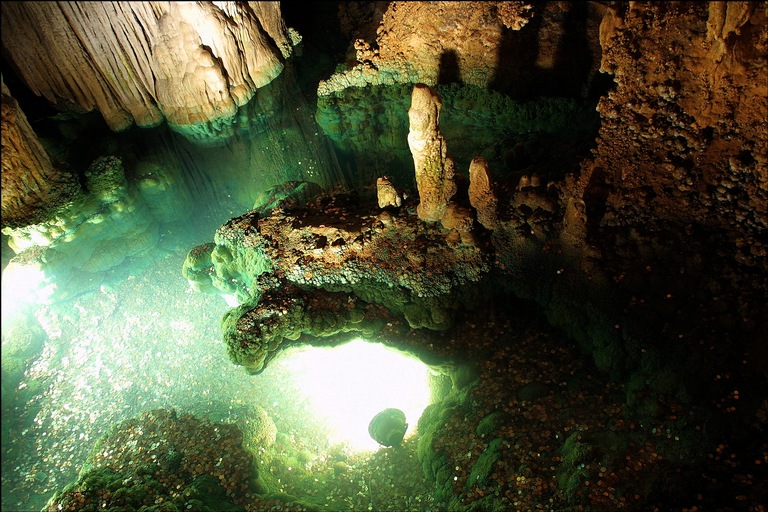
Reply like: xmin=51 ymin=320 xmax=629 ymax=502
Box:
xmin=578 ymin=1 xmax=767 ymax=293
xmin=376 ymin=176 xmax=403 ymax=208
xmin=3 ymin=156 xmax=163 ymax=302
xmin=440 ymin=203 xmax=476 ymax=248
xmin=44 ymin=409 xmax=258 ymax=511
xmin=321 ymin=1 xmax=607 ymax=99
xmin=185 ymin=189 xmax=490 ymax=373
xmin=0 ymin=1 xmax=295 ymax=142
xmin=407 ymin=84 xmax=457 ymax=222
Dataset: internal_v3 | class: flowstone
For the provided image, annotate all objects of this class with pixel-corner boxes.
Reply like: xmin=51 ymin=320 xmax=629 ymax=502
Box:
xmin=187 ymin=189 xmax=492 ymax=374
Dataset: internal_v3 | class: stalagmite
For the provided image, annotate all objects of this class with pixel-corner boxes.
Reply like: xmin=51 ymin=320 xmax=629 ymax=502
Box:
xmin=377 ymin=176 xmax=402 ymax=209
xmin=468 ymin=156 xmax=498 ymax=230
xmin=407 ymin=84 xmax=456 ymax=223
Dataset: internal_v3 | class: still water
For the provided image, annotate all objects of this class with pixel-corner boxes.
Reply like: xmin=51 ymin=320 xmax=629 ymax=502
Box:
xmin=1 ymin=218 xmax=435 ymax=511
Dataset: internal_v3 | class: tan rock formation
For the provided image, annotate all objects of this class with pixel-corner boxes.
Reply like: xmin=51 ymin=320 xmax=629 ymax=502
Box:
xmin=468 ymin=156 xmax=498 ymax=230
xmin=319 ymin=1 xmax=535 ymax=96
xmin=560 ymin=196 xmax=588 ymax=247
xmin=1 ymin=80 xmax=81 ymax=229
xmin=154 ymin=2 xmax=285 ymax=130
xmin=407 ymin=84 xmax=457 ymax=223
xmin=0 ymin=1 xmax=293 ymax=136
xmin=376 ymin=176 xmax=402 ymax=209
xmin=440 ymin=203 xmax=476 ymax=248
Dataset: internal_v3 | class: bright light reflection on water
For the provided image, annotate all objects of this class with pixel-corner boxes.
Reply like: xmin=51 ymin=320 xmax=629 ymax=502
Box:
xmin=271 ymin=339 xmax=433 ymax=452
xmin=2 ymin=250 xmax=398 ymax=510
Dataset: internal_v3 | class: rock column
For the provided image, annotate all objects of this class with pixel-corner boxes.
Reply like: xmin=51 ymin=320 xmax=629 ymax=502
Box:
xmin=407 ymin=84 xmax=456 ymax=223
xmin=1 ymin=80 xmax=80 ymax=229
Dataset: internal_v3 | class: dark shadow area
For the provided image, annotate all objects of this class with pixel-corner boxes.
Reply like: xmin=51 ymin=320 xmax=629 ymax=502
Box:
xmin=546 ymin=1 xmax=594 ymax=98
xmin=583 ymin=165 xmax=609 ymax=242
xmin=489 ymin=8 xmax=543 ymax=99
xmin=335 ymin=1 xmax=389 ymax=44
xmin=437 ymin=50 xmax=461 ymax=85
xmin=1 ymin=53 xmax=59 ymax=126
xmin=586 ymin=70 xmax=616 ymax=101
xmin=489 ymin=1 xmax=595 ymax=100
xmin=279 ymin=1 xmax=348 ymax=103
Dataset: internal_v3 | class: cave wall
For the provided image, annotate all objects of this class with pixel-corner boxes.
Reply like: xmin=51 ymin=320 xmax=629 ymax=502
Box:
xmin=578 ymin=2 xmax=766 ymax=267
xmin=0 ymin=1 xmax=346 ymax=286
xmin=1 ymin=78 xmax=80 ymax=228
xmin=315 ymin=1 xmax=606 ymax=189
xmin=1 ymin=0 xmax=764 ymax=383
xmin=322 ymin=1 xmax=607 ymax=99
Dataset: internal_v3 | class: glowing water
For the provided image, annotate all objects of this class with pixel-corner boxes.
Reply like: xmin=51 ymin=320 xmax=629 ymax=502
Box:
xmin=274 ymin=339 xmax=433 ymax=452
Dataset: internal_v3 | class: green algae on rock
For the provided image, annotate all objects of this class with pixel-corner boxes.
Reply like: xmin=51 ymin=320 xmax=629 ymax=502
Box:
xmin=368 ymin=408 xmax=408 ymax=447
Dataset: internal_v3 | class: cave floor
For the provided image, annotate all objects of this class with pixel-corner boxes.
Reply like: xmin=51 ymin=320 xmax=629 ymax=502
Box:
xmin=2 ymin=236 xmax=737 ymax=511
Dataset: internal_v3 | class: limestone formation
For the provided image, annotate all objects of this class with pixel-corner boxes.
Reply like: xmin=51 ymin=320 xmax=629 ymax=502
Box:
xmin=193 ymin=192 xmax=489 ymax=372
xmin=407 ymin=84 xmax=456 ymax=223
xmin=43 ymin=410 xmax=256 ymax=511
xmin=560 ymin=196 xmax=588 ymax=248
xmin=4 ymin=156 xmax=160 ymax=301
xmin=134 ymin=159 xmax=194 ymax=224
xmin=467 ymin=156 xmax=498 ymax=230
xmin=153 ymin=1 xmax=286 ymax=140
xmin=376 ymin=176 xmax=402 ymax=209
xmin=1 ymin=80 xmax=81 ymax=229
xmin=319 ymin=1 xmax=536 ymax=96
xmin=0 ymin=1 xmax=293 ymax=140
xmin=581 ymin=1 xmax=767 ymax=274
xmin=440 ymin=203 xmax=476 ymax=248
xmin=234 ymin=404 xmax=277 ymax=451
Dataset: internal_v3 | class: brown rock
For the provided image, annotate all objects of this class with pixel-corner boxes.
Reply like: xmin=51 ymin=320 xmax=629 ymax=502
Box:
xmin=441 ymin=203 xmax=476 ymax=247
xmin=582 ymin=1 xmax=767 ymax=252
xmin=376 ymin=176 xmax=403 ymax=208
xmin=320 ymin=1 xmax=535 ymax=95
xmin=1 ymin=80 xmax=80 ymax=229
xmin=154 ymin=2 xmax=285 ymax=129
xmin=560 ymin=196 xmax=588 ymax=247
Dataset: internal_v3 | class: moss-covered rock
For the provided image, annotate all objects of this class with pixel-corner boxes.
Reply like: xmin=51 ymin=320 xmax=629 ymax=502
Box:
xmin=181 ymin=242 xmax=217 ymax=293
xmin=42 ymin=409 xmax=320 ymax=512
xmin=475 ymin=412 xmax=508 ymax=438
xmin=464 ymin=438 xmax=503 ymax=490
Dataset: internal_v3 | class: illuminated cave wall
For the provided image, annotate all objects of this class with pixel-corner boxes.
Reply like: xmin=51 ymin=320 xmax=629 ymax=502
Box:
xmin=0 ymin=1 xmax=345 ymax=208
